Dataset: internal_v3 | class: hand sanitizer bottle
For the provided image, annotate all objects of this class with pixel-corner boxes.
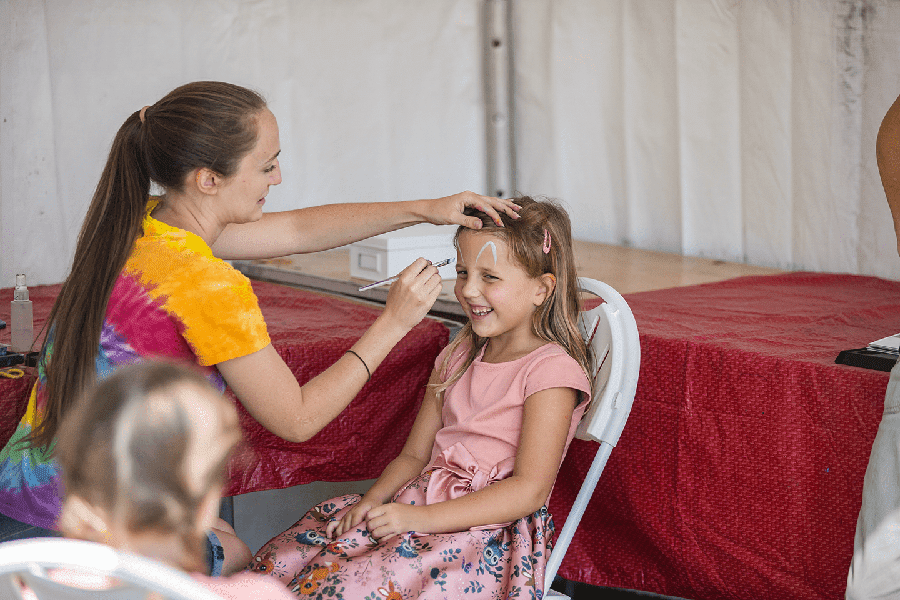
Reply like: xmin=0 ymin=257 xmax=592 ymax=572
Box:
xmin=10 ymin=274 xmax=33 ymax=353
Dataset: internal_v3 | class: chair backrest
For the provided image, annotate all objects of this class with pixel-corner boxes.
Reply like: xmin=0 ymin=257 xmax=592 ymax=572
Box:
xmin=0 ymin=538 xmax=223 ymax=600
xmin=574 ymin=278 xmax=641 ymax=446
xmin=543 ymin=278 xmax=640 ymax=596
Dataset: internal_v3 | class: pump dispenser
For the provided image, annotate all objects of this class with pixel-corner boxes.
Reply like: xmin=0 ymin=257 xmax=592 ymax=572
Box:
xmin=10 ymin=274 xmax=33 ymax=353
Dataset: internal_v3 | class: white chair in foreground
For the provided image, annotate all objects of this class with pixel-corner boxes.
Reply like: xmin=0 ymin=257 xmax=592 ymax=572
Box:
xmin=0 ymin=537 xmax=223 ymax=600
xmin=544 ymin=278 xmax=641 ymax=598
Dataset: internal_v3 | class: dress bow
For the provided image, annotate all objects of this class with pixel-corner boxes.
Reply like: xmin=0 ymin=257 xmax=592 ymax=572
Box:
xmin=425 ymin=442 xmax=515 ymax=506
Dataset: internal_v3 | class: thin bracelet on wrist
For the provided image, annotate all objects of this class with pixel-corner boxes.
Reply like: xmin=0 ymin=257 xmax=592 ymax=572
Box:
xmin=345 ymin=349 xmax=371 ymax=382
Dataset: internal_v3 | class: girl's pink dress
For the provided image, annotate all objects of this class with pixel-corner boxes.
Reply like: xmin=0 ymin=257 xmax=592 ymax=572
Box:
xmin=250 ymin=342 xmax=590 ymax=599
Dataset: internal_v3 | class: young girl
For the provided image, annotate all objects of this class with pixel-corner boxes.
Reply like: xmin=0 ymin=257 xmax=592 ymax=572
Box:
xmin=249 ymin=196 xmax=592 ymax=598
xmin=50 ymin=360 xmax=295 ymax=599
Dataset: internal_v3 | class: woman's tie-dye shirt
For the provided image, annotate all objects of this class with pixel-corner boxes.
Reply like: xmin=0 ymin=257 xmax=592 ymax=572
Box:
xmin=0 ymin=200 xmax=270 ymax=529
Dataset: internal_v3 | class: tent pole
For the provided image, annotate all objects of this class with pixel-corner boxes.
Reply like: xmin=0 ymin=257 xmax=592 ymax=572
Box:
xmin=483 ymin=0 xmax=516 ymax=199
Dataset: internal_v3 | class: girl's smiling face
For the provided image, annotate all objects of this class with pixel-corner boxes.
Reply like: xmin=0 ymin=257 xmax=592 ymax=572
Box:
xmin=454 ymin=230 xmax=552 ymax=352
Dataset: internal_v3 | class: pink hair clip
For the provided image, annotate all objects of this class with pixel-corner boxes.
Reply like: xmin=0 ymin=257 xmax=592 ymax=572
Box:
xmin=542 ymin=229 xmax=551 ymax=254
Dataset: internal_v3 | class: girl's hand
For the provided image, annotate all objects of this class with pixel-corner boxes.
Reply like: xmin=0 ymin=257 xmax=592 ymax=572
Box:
xmin=381 ymin=258 xmax=442 ymax=333
xmin=327 ymin=499 xmax=381 ymax=539
xmin=425 ymin=191 xmax=520 ymax=229
xmin=366 ymin=503 xmax=425 ymax=541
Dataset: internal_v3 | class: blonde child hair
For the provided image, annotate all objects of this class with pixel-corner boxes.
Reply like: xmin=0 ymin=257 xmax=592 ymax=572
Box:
xmin=53 ymin=361 xmax=242 ymax=574
xmin=437 ymin=195 xmax=592 ymax=394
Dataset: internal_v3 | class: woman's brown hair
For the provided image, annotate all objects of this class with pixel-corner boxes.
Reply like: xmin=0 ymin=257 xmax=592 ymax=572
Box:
xmin=55 ymin=361 xmax=241 ymax=573
xmin=436 ymin=196 xmax=593 ymax=395
xmin=28 ymin=81 xmax=266 ymax=449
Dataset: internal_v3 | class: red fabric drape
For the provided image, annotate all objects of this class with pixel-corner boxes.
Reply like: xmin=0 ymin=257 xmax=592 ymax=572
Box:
xmin=551 ymin=273 xmax=898 ymax=600
xmin=0 ymin=281 xmax=448 ymax=496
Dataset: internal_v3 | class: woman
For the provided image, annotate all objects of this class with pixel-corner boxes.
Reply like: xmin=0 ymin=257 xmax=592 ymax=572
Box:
xmin=0 ymin=81 xmax=518 ymax=574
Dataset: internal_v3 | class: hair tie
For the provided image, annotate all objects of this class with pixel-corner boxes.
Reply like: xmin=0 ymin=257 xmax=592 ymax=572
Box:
xmin=542 ymin=229 xmax=552 ymax=254
xmin=139 ymin=105 xmax=150 ymax=124
xmin=345 ymin=349 xmax=371 ymax=382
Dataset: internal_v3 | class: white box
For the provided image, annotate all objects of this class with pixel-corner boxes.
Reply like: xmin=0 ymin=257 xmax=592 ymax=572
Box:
xmin=349 ymin=224 xmax=457 ymax=281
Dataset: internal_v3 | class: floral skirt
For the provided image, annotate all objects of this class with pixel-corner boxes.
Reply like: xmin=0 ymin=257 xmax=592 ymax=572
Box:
xmin=249 ymin=472 xmax=555 ymax=599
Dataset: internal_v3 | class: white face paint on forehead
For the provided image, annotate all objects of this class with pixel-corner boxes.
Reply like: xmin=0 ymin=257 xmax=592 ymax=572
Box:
xmin=475 ymin=240 xmax=498 ymax=266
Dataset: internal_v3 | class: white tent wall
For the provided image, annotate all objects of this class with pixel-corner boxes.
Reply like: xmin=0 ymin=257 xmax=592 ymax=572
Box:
xmin=2 ymin=0 xmax=900 ymax=289
xmin=513 ymin=0 xmax=900 ymax=278
xmin=0 ymin=0 xmax=485 ymax=286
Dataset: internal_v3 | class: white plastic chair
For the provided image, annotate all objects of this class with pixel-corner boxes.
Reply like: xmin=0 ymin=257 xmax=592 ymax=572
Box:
xmin=0 ymin=538 xmax=224 ymax=600
xmin=543 ymin=278 xmax=641 ymax=598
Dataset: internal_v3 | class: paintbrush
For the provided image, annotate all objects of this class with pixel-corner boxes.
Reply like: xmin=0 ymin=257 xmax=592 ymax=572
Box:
xmin=358 ymin=258 xmax=454 ymax=291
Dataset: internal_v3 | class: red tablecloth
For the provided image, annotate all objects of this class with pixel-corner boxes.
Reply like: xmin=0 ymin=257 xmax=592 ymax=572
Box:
xmin=550 ymin=272 xmax=899 ymax=600
xmin=0 ymin=281 xmax=449 ymax=497
xmin=4 ymin=272 xmax=896 ymax=599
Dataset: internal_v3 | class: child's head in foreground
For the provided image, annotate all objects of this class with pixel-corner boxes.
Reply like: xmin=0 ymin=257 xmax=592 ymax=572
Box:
xmin=54 ymin=361 xmax=241 ymax=572
xmin=440 ymin=195 xmax=591 ymax=389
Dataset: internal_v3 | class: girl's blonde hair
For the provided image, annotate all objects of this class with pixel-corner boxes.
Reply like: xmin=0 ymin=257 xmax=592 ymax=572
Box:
xmin=436 ymin=196 xmax=592 ymax=395
xmin=54 ymin=361 xmax=241 ymax=572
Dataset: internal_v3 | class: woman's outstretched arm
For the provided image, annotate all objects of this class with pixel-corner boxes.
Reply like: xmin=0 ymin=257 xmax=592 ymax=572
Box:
xmin=216 ymin=258 xmax=441 ymax=443
xmin=326 ymin=369 xmax=445 ymax=539
xmin=365 ymin=386 xmax=578 ymax=540
xmin=210 ymin=191 xmax=520 ymax=260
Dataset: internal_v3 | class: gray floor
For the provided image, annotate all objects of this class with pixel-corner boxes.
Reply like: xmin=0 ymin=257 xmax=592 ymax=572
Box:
xmin=231 ymin=479 xmax=374 ymax=554
xmin=551 ymin=579 xmax=690 ymax=600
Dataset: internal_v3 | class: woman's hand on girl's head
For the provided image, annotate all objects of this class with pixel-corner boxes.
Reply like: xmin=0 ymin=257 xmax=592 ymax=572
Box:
xmin=365 ymin=503 xmax=425 ymax=541
xmin=380 ymin=258 xmax=442 ymax=333
xmin=327 ymin=499 xmax=380 ymax=539
xmin=425 ymin=191 xmax=520 ymax=229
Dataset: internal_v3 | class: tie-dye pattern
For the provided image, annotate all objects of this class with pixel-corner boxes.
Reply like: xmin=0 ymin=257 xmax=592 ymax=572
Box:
xmin=0 ymin=199 xmax=270 ymax=529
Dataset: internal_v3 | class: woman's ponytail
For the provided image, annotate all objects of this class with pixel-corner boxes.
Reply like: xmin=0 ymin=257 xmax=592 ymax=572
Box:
xmin=29 ymin=112 xmax=150 ymax=449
